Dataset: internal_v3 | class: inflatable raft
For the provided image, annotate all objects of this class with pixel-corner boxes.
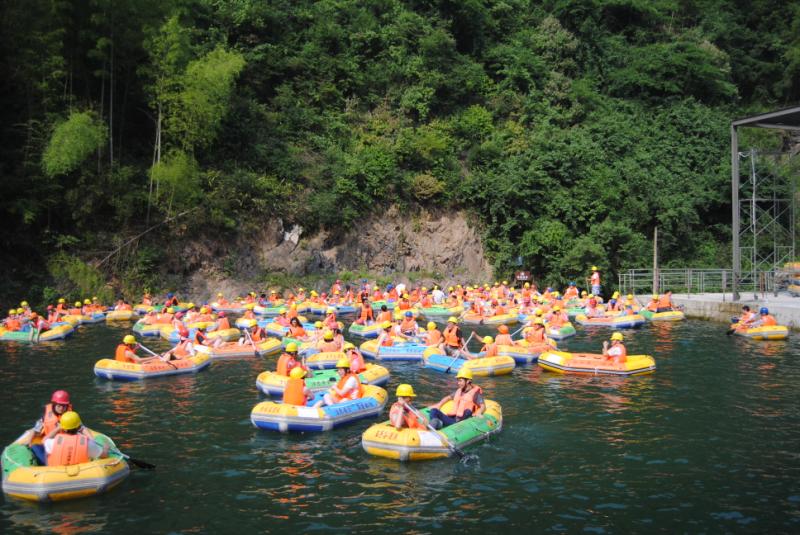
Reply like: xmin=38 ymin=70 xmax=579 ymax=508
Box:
xmin=250 ymin=384 xmax=388 ymax=433
xmin=545 ymin=323 xmax=577 ymax=340
xmin=0 ymin=324 xmax=75 ymax=342
xmin=133 ymin=304 xmax=153 ymax=315
xmin=574 ymin=314 xmax=647 ymax=329
xmin=461 ymin=312 xmax=519 ymax=326
xmin=420 ymin=305 xmax=464 ymax=318
xmin=359 ymin=339 xmax=429 ymax=361
xmin=210 ymin=301 xmax=247 ymax=314
xmin=733 ymin=325 xmax=789 ymax=341
xmin=348 ymin=322 xmax=383 ymax=339
xmin=538 ymin=350 xmax=656 ymax=376
xmin=496 ymin=341 xmax=555 ymax=364
xmin=204 ymin=327 xmax=241 ymax=342
xmin=255 ymin=364 xmax=390 ymax=397
xmin=94 ymin=354 xmax=211 ymax=381
xmin=297 ymin=351 xmax=346 ymax=369
xmin=421 ymin=348 xmax=515 ymax=376
xmin=158 ymin=321 xmax=217 ymax=343
xmin=263 ymin=319 xmax=320 ymax=338
xmin=2 ymin=429 xmax=129 ymax=502
xmin=194 ymin=338 xmax=282 ymax=359
xmin=253 ymin=303 xmax=285 ymax=316
xmin=361 ymin=399 xmax=503 ymax=461
xmin=393 ymin=307 xmax=420 ymax=320
xmin=132 ymin=319 xmax=165 ymax=337
xmin=640 ymin=310 xmax=685 ymax=322
xmin=106 ymin=310 xmax=137 ymax=322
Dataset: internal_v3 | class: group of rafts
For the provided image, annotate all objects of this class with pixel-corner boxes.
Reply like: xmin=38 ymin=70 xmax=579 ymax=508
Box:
xmin=1 ymin=282 xmax=791 ymax=501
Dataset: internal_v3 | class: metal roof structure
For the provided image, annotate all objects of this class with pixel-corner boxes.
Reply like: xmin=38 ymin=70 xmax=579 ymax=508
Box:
xmin=731 ymin=106 xmax=800 ymax=300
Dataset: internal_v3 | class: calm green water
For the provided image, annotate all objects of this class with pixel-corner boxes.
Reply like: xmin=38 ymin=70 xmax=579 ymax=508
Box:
xmin=1 ymin=319 xmax=799 ymax=533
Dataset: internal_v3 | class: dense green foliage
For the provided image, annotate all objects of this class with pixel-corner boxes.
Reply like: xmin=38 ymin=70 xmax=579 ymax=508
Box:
xmin=1 ymin=0 xmax=798 ymax=300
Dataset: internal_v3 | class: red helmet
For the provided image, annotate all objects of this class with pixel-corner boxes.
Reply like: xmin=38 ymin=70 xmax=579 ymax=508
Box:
xmin=217 ymin=311 xmax=226 ymax=317
xmin=498 ymin=325 xmax=509 ymax=334
xmin=51 ymin=390 xmax=70 ymax=404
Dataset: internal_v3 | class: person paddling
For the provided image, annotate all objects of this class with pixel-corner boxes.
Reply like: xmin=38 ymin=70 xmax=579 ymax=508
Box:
xmin=282 ymin=367 xmax=312 ymax=406
xmin=389 ymin=384 xmax=427 ymax=430
xmin=43 ymin=411 xmax=109 ymax=466
xmin=313 ymin=358 xmax=363 ymax=408
xmin=428 ymin=369 xmax=485 ymax=429
xmin=115 ymin=335 xmax=160 ymax=364
xmin=602 ymin=332 xmax=627 ymax=364
xmin=25 ymin=390 xmax=73 ymax=464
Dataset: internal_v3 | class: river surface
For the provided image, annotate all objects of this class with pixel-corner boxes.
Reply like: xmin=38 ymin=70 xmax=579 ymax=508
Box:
xmin=1 ymin=319 xmax=798 ymax=533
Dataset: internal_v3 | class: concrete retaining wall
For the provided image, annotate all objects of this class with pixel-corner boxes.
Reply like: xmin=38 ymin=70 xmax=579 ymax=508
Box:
xmin=667 ymin=294 xmax=800 ymax=330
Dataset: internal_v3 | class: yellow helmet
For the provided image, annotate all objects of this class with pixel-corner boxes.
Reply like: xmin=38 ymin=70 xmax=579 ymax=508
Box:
xmin=447 ymin=316 xmax=458 ymax=323
xmin=289 ymin=367 xmax=306 ymax=379
xmin=167 ymin=307 xmax=175 ymax=313
xmin=421 ymin=286 xmax=427 ymax=292
xmin=652 ymin=294 xmax=659 ymax=299
xmin=123 ymin=335 xmax=136 ymax=344
xmin=326 ymin=307 xmax=336 ymax=314
xmin=16 ymin=308 xmax=23 ymax=314
xmin=58 ymin=298 xmax=65 ymax=304
xmin=403 ymin=293 xmax=409 ymax=298
xmin=217 ymin=293 xmax=223 ymax=297
xmin=627 ymin=294 xmax=633 ymax=299
xmin=83 ymin=299 xmax=91 ymax=305
xmin=483 ymin=335 xmax=493 ymax=344
xmin=314 ymin=321 xmax=323 ymax=328
xmin=534 ymin=308 xmax=543 ymax=316
xmin=343 ymin=342 xmax=355 ymax=351
xmin=200 ymin=307 xmax=209 ymax=313
xmin=335 ymin=358 xmax=350 ymax=369
xmin=395 ymin=384 xmax=416 ymax=397
xmin=323 ymin=330 xmax=334 ymax=341
xmin=502 ymin=280 xmax=508 ymax=285
xmin=21 ymin=300 xmax=29 ymax=307
xmin=591 ymin=266 xmax=598 ymax=271
xmin=381 ymin=321 xmax=392 ymax=329
xmin=92 ymin=296 xmax=98 ymax=301
xmin=524 ymin=282 xmax=530 ymax=288
xmin=456 ymin=368 xmax=473 ymax=380
xmin=427 ymin=322 xmax=436 ymax=330
xmin=310 ymin=291 xmax=319 ymax=297
xmin=553 ymin=305 xmax=561 ymax=311
xmin=612 ymin=291 xmax=620 ymax=298
xmin=74 ymin=301 xmax=81 ymax=307
xmin=533 ymin=318 xmax=545 ymax=325
xmin=374 ymin=286 xmax=380 ymax=290
xmin=611 ymin=332 xmax=624 ymax=341
xmin=8 ymin=309 xmax=15 ymax=315
xmin=448 ymin=286 xmax=454 ymax=291
xmin=581 ymin=291 xmax=588 ymax=296
xmin=286 ymin=342 xmax=298 ymax=353
xmin=60 ymin=411 xmax=82 ymax=431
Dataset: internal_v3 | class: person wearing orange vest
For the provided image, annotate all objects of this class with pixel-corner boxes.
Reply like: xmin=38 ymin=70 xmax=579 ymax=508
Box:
xmin=656 ymin=290 xmax=675 ymax=312
xmin=313 ymin=358 xmax=363 ymax=407
xmin=3 ymin=309 xmax=21 ymax=331
xmin=389 ymin=384 xmax=427 ymax=430
xmin=317 ymin=330 xmax=341 ymax=353
xmin=425 ymin=322 xmax=443 ymax=346
xmin=494 ymin=325 xmax=514 ymax=346
xmin=355 ymin=297 xmax=374 ymax=325
xmin=43 ymin=411 xmax=109 ymax=467
xmin=115 ymin=335 xmax=159 ymax=364
xmin=276 ymin=343 xmax=305 ymax=377
xmin=563 ymin=282 xmax=579 ymax=300
xmin=548 ymin=305 xmax=567 ymax=327
xmin=603 ymin=332 xmax=627 ymax=364
xmin=442 ymin=317 xmax=465 ymax=357
xmin=25 ymin=390 xmax=73 ymax=465
xmin=163 ymin=336 xmax=194 ymax=360
xmin=589 ymin=266 xmax=601 ymax=296
xmin=737 ymin=305 xmax=755 ymax=326
xmin=428 ymin=368 xmax=485 ymax=428
xmin=376 ymin=305 xmax=392 ymax=324
xmin=282 ymin=367 xmax=312 ymax=406
xmin=287 ymin=317 xmax=308 ymax=340
xmin=398 ymin=311 xmax=419 ymax=337
xmin=249 ymin=324 xmax=266 ymax=342
xmin=750 ymin=307 xmax=778 ymax=327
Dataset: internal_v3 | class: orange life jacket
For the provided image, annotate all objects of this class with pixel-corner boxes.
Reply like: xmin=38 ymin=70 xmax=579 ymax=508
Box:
xmin=377 ymin=311 xmax=392 ymax=323
xmin=251 ymin=328 xmax=264 ymax=342
xmin=444 ymin=326 xmax=461 ymax=348
xmin=334 ymin=373 xmax=363 ymax=401
xmin=276 ymin=353 xmax=297 ymax=376
xmin=646 ymin=300 xmax=659 ymax=312
xmin=5 ymin=318 xmax=21 ymax=331
xmin=762 ymin=315 xmax=777 ymax=326
xmin=564 ymin=287 xmax=578 ymax=299
xmin=398 ymin=300 xmax=411 ymax=310
xmin=390 ymin=403 xmax=426 ymax=430
xmin=173 ymin=340 xmax=191 ymax=358
xmin=282 ymin=378 xmax=307 ymax=406
xmin=388 ymin=289 xmax=399 ymax=300
xmin=527 ymin=327 xmax=545 ymax=343
xmin=379 ymin=333 xmax=394 ymax=347
xmin=449 ymin=385 xmax=482 ymax=418
xmin=360 ymin=306 xmax=374 ymax=322
xmin=42 ymin=403 xmax=72 ymax=436
xmin=420 ymin=296 xmax=432 ymax=308
xmin=427 ymin=329 xmax=442 ymax=346
xmin=482 ymin=343 xmax=498 ymax=357
xmin=47 ymin=433 xmax=90 ymax=466
xmin=216 ymin=317 xmax=231 ymax=330
xmin=608 ymin=343 xmax=628 ymax=363
xmin=319 ymin=341 xmax=340 ymax=353
xmin=289 ymin=325 xmax=306 ymax=338
xmin=657 ymin=295 xmax=672 ymax=309
xmin=348 ymin=350 xmax=366 ymax=373
xmin=244 ymin=310 xmax=255 ymax=319
xmin=115 ymin=344 xmax=136 ymax=363
xmin=494 ymin=305 xmax=506 ymax=315
xmin=400 ymin=318 xmax=417 ymax=333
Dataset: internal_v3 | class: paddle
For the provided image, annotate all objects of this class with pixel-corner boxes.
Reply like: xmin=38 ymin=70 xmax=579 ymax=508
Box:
xmin=403 ymin=402 xmax=465 ymax=459
xmin=138 ymin=342 xmax=178 ymax=369
xmin=121 ymin=452 xmax=156 ymax=470
xmin=244 ymin=328 xmax=259 ymax=357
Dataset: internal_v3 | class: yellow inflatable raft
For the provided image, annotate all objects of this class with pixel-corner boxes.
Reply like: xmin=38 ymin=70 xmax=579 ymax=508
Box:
xmin=538 ymin=350 xmax=656 ymax=376
xmin=361 ymin=399 xmax=502 ymax=461
xmin=256 ymin=364 xmax=390 ymax=396
xmin=204 ymin=327 xmax=241 ymax=342
xmin=421 ymin=347 xmax=515 ymax=376
xmin=461 ymin=312 xmax=519 ymax=326
xmin=94 ymin=353 xmax=211 ymax=381
xmin=734 ymin=325 xmax=789 ymax=341
xmin=195 ymin=338 xmax=282 ymax=359
xmin=105 ymin=310 xmax=137 ymax=322
xmin=2 ymin=429 xmax=129 ymax=502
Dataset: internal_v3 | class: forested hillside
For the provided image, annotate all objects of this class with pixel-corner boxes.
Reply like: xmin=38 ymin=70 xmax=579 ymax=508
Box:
xmin=1 ymin=0 xmax=798 ymax=301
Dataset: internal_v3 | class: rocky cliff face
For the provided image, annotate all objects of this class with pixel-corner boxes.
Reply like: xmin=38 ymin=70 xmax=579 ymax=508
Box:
xmin=181 ymin=206 xmax=493 ymax=298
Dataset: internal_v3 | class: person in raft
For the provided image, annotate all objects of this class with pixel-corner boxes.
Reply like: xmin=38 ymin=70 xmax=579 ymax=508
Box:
xmin=442 ymin=316 xmax=466 ymax=357
xmin=24 ymin=390 xmax=73 ymax=464
xmin=276 ymin=343 xmax=306 ymax=377
xmin=313 ymin=358 xmax=363 ymax=408
xmin=602 ymin=332 xmax=627 ymax=364
xmin=748 ymin=307 xmax=778 ymax=328
xmin=389 ymin=384 xmax=428 ymax=430
xmin=115 ymin=335 xmax=161 ymax=364
xmin=282 ymin=366 xmax=313 ymax=406
xmin=427 ymin=368 xmax=485 ymax=429
xmin=655 ymin=290 xmax=676 ymax=313
xmin=43 ymin=411 xmax=110 ymax=466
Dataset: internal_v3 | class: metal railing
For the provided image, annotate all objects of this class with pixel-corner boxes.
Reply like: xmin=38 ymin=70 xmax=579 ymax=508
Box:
xmin=617 ymin=268 xmax=783 ymax=299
